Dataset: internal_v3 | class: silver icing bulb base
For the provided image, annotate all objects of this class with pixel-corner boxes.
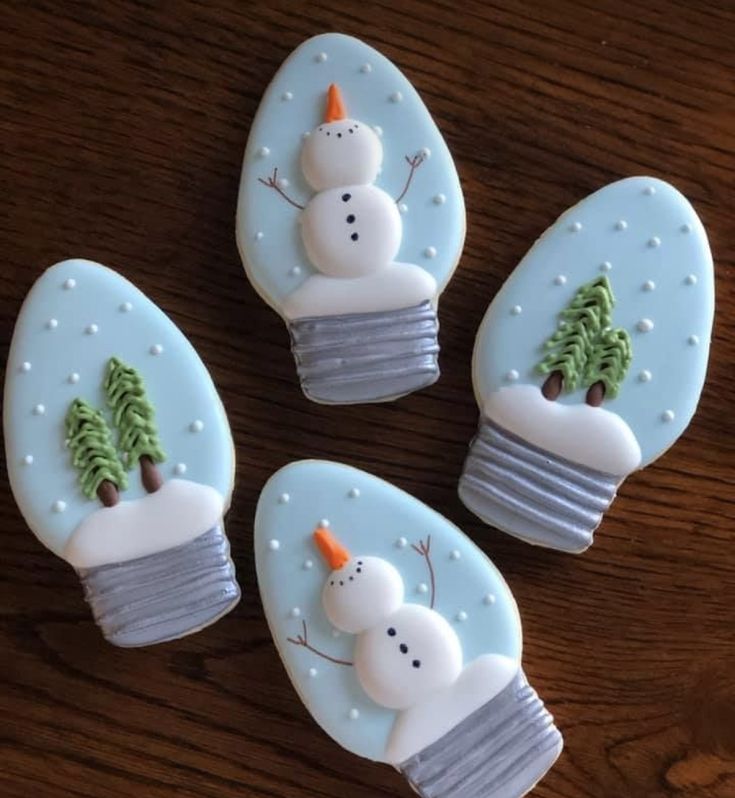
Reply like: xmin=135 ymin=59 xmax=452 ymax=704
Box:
xmin=288 ymin=300 xmax=440 ymax=404
xmin=77 ymin=524 xmax=240 ymax=647
xmin=459 ymin=418 xmax=622 ymax=553
xmin=400 ymin=668 xmax=562 ymax=798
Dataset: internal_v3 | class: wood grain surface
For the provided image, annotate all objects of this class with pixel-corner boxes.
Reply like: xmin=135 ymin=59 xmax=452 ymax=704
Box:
xmin=1 ymin=2 xmax=734 ymax=797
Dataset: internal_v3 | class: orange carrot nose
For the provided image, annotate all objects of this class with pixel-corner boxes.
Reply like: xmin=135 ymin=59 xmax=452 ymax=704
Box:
xmin=313 ymin=526 xmax=350 ymax=569
xmin=325 ymin=83 xmax=347 ymax=123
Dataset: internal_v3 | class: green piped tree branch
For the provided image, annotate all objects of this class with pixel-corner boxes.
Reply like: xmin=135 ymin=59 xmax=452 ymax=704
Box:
xmin=65 ymin=398 xmax=127 ymax=507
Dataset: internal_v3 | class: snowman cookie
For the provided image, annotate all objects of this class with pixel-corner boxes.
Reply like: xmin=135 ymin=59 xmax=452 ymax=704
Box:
xmin=237 ymin=33 xmax=465 ymax=404
xmin=4 ymin=260 xmax=240 ymax=646
xmin=256 ymin=461 xmax=562 ymax=798
xmin=460 ymin=177 xmax=715 ymax=552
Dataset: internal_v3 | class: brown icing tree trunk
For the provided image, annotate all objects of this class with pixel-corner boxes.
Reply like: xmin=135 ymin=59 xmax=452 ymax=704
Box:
xmin=585 ymin=381 xmax=606 ymax=407
xmin=97 ymin=480 xmax=120 ymax=508
xmin=140 ymin=455 xmax=163 ymax=493
xmin=541 ymin=371 xmax=564 ymax=401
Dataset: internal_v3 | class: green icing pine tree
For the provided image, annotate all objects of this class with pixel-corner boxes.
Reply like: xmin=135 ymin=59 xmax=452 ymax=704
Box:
xmin=104 ymin=357 xmax=166 ymax=493
xmin=536 ymin=275 xmax=631 ymax=405
xmin=65 ymin=398 xmax=127 ymax=507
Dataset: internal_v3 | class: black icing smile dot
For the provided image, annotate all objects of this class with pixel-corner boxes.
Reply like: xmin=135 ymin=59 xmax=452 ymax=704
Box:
xmin=346 ymin=214 xmax=355 ymax=223
xmin=356 ymin=567 xmax=362 ymax=573
xmin=399 ymin=643 xmax=408 ymax=654
xmin=387 ymin=627 xmax=396 ymax=637
xmin=342 ymin=193 xmax=351 ymax=202
xmin=351 ymin=232 xmax=359 ymax=242
xmin=337 ymin=132 xmax=342 ymax=138
xmin=412 ymin=660 xmax=421 ymax=668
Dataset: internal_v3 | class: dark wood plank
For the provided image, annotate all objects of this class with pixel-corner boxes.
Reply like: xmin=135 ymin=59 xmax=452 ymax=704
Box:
xmin=1 ymin=1 xmax=733 ymax=796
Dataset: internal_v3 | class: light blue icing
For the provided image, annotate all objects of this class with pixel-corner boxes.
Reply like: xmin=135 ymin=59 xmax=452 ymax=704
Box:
xmin=4 ymin=260 xmax=235 ymax=557
xmin=473 ymin=177 xmax=714 ymax=468
xmin=255 ymin=460 xmax=522 ymax=764
xmin=236 ymin=33 xmax=465 ymax=312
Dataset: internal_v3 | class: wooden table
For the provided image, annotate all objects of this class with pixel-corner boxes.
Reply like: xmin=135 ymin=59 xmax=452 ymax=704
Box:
xmin=2 ymin=2 xmax=733 ymax=797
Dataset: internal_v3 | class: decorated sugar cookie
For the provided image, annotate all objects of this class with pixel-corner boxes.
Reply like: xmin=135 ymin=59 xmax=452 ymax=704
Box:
xmin=460 ymin=177 xmax=714 ymax=553
xmin=256 ymin=461 xmax=562 ymax=798
xmin=4 ymin=260 xmax=240 ymax=646
xmin=237 ymin=33 xmax=465 ymax=404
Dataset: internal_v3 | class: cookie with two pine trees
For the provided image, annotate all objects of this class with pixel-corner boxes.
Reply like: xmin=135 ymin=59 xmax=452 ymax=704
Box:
xmin=460 ymin=177 xmax=715 ymax=553
xmin=237 ymin=33 xmax=465 ymax=404
xmin=4 ymin=259 xmax=240 ymax=646
xmin=255 ymin=460 xmax=562 ymax=798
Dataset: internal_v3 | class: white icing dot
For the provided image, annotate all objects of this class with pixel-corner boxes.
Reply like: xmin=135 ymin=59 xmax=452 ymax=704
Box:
xmin=648 ymin=236 xmax=661 ymax=248
xmin=315 ymin=52 xmax=328 ymax=63
xmin=615 ymin=219 xmax=628 ymax=231
xmin=174 ymin=463 xmax=187 ymax=475
xmin=120 ymin=301 xmax=133 ymax=312
xmin=433 ymin=193 xmax=446 ymax=205
xmin=257 ymin=146 xmax=270 ymax=158
xmin=290 ymin=607 xmax=301 ymax=618
xmin=505 ymin=370 xmax=520 ymax=382
xmin=569 ymin=221 xmax=582 ymax=233
xmin=554 ymin=275 xmax=567 ymax=285
xmin=685 ymin=274 xmax=698 ymax=285
xmin=20 ymin=361 xmax=31 ymax=373
xmin=190 ymin=419 xmax=204 ymax=433
xmin=373 ymin=125 xmax=383 ymax=137
xmin=643 ymin=185 xmax=656 ymax=196
xmin=680 ymin=223 xmax=692 ymax=233
xmin=419 ymin=147 xmax=431 ymax=159
xmin=303 ymin=559 xmax=313 ymax=570
xmin=456 ymin=611 xmax=468 ymax=622
xmin=46 ymin=318 xmax=58 ymax=330
xmin=319 ymin=518 xmax=330 ymax=528
xmin=33 ymin=404 xmax=45 ymax=416
xmin=278 ymin=492 xmax=290 ymax=504
xmin=269 ymin=539 xmax=280 ymax=551
xmin=289 ymin=266 xmax=302 ymax=277
xmin=417 ymin=583 xmax=429 ymax=594
xmin=22 ymin=455 xmax=33 ymax=466
xmin=255 ymin=231 xmax=264 ymax=241
xmin=360 ymin=63 xmax=372 ymax=73
xmin=349 ymin=708 xmax=360 ymax=720
xmin=510 ymin=305 xmax=522 ymax=316
xmin=389 ymin=91 xmax=403 ymax=103
xmin=149 ymin=344 xmax=163 ymax=356
xmin=450 ymin=549 xmax=461 ymax=561
xmin=661 ymin=410 xmax=675 ymax=422
xmin=281 ymin=91 xmax=293 ymax=101
xmin=348 ymin=487 xmax=360 ymax=498
xmin=483 ymin=593 xmax=496 ymax=605
xmin=637 ymin=319 xmax=654 ymax=333
xmin=52 ymin=500 xmax=66 ymax=513
xmin=85 ymin=323 xmax=98 ymax=335
xmin=68 ymin=372 xmax=80 ymax=384
xmin=396 ymin=536 xmax=408 ymax=549
xmin=642 ymin=280 xmax=656 ymax=291
xmin=398 ymin=203 xmax=408 ymax=214
xmin=276 ymin=177 xmax=289 ymax=189
xmin=63 ymin=278 xmax=76 ymax=290
xmin=600 ymin=261 xmax=613 ymax=272
xmin=424 ymin=246 xmax=437 ymax=258
xmin=638 ymin=370 xmax=652 ymax=383
xmin=688 ymin=335 xmax=699 ymax=346
xmin=308 ymin=667 xmax=318 ymax=678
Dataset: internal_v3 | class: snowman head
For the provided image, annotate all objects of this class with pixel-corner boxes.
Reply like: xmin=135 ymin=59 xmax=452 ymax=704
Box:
xmin=301 ymin=84 xmax=383 ymax=191
xmin=314 ymin=527 xmax=404 ymax=634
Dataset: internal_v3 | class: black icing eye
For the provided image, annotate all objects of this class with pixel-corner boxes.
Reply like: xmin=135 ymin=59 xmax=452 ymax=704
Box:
xmin=330 ymin=580 xmax=334 ymax=586
xmin=399 ymin=643 xmax=408 ymax=654
xmin=387 ymin=627 xmax=396 ymax=636
xmin=342 ymin=193 xmax=351 ymax=202
xmin=356 ymin=567 xmax=362 ymax=573
xmin=337 ymin=132 xmax=342 ymax=138
xmin=351 ymin=232 xmax=359 ymax=241
xmin=348 ymin=128 xmax=354 ymax=134
xmin=339 ymin=580 xmax=344 ymax=586
xmin=326 ymin=131 xmax=331 ymax=136
xmin=346 ymin=214 xmax=355 ymax=223
xmin=412 ymin=660 xmax=421 ymax=668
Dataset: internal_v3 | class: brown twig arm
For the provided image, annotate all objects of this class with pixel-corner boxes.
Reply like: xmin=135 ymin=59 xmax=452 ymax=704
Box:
xmin=257 ymin=167 xmax=305 ymax=210
xmin=286 ymin=620 xmax=353 ymax=666
xmin=411 ymin=535 xmax=436 ymax=609
xmin=395 ymin=153 xmax=425 ymax=204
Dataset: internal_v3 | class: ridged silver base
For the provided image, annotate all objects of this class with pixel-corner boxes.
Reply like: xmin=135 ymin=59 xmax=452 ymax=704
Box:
xmin=401 ymin=668 xmax=562 ymax=798
xmin=288 ymin=301 xmax=440 ymax=404
xmin=77 ymin=525 xmax=240 ymax=647
xmin=459 ymin=418 xmax=621 ymax=552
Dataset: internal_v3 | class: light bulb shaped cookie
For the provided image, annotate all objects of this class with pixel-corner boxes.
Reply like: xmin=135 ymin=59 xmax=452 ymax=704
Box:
xmin=460 ymin=177 xmax=714 ymax=552
xmin=237 ymin=33 xmax=465 ymax=404
xmin=4 ymin=260 xmax=240 ymax=646
xmin=256 ymin=461 xmax=562 ymax=798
